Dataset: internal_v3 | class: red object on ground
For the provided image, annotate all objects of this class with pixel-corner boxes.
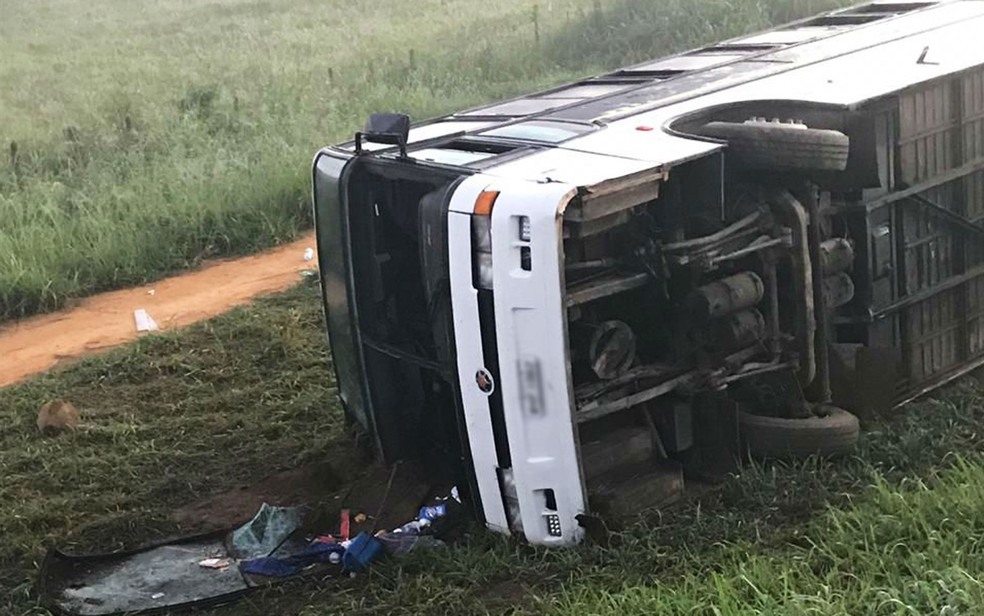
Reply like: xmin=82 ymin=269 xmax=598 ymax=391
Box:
xmin=339 ymin=509 xmax=351 ymax=541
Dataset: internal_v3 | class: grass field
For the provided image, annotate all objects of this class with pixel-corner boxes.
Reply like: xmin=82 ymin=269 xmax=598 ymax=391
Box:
xmin=3 ymin=282 xmax=984 ymax=616
xmin=0 ymin=0 xmax=850 ymax=320
xmin=9 ymin=2 xmax=943 ymax=614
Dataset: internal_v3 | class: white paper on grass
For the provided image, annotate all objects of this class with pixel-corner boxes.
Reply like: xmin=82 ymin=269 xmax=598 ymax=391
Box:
xmin=134 ymin=309 xmax=159 ymax=332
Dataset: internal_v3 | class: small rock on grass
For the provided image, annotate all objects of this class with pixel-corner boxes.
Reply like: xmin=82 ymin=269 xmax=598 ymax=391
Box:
xmin=37 ymin=400 xmax=80 ymax=434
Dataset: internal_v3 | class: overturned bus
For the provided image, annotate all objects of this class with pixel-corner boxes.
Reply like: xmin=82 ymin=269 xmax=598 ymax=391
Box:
xmin=313 ymin=0 xmax=984 ymax=546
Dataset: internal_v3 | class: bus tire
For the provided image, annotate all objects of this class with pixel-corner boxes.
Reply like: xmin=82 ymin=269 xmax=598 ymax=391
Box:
xmin=700 ymin=120 xmax=850 ymax=172
xmin=738 ymin=405 xmax=859 ymax=458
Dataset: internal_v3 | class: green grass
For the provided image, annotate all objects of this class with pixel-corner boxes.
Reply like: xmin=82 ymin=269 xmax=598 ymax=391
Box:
xmin=0 ymin=0 xmax=850 ymax=320
xmin=4 ymin=282 xmax=984 ymax=616
xmin=539 ymin=462 xmax=984 ymax=614
xmin=0 ymin=284 xmax=343 ymax=612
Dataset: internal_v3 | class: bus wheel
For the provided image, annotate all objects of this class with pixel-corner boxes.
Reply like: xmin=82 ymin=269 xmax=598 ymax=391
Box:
xmin=738 ymin=405 xmax=859 ymax=459
xmin=700 ymin=119 xmax=850 ymax=172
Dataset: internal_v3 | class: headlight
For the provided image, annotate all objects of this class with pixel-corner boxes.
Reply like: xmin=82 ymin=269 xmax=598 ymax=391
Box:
xmin=474 ymin=251 xmax=494 ymax=289
xmin=471 ymin=190 xmax=499 ymax=289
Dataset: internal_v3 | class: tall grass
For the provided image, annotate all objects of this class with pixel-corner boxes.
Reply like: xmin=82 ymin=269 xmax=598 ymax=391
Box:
xmin=546 ymin=0 xmax=845 ymax=69
xmin=0 ymin=0 xmax=850 ymax=320
xmin=543 ymin=460 xmax=984 ymax=615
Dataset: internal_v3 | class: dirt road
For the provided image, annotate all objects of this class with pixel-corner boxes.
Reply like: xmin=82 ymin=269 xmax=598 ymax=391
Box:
xmin=0 ymin=234 xmax=318 ymax=388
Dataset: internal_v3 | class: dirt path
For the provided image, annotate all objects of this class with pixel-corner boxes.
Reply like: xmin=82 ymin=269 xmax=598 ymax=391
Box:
xmin=0 ymin=233 xmax=318 ymax=388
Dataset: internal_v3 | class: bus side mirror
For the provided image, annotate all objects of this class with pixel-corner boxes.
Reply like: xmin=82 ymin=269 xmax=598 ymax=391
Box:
xmin=355 ymin=113 xmax=411 ymax=157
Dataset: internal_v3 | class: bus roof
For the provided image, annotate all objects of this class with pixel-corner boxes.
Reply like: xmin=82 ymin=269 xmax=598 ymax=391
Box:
xmin=335 ymin=0 xmax=984 ymax=185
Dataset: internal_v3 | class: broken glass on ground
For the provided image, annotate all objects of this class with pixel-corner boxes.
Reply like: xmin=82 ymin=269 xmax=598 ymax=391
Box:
xmin=39 ymin=465 xmax=447 ymax=616
xmin=227 ymin=503 xmax=304 ymax=560
xmin=40 ymin=503 xmax=309 ymax=616
xmin=40 ymin=531 xmax=249 ymax=616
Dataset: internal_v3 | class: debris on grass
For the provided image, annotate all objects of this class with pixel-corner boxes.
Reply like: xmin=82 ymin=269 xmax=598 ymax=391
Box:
xmin=240 ymin=538 xmax=345 ymax=577
xmin=197 ymin=558 xmax=232 ymax=570
xmin=133 ymin=308 xmax=159 ymax=332
xmin=375 ymin=531 xmax=445 ymax=555
xmin=42 ymin=502 xmax=337 ymax=616
xmin=40 ymin=476 xmax=463 ymax=616
xmin=229 ymin=503 xmax=304 ymax=560
xmin=338 ymin=508 xmax=351 ymax=541
xmin=40 ymin=494 xmax=411 ymax=615
xmin=339 ymin=532 xmax=384 ymax=573
xmin=372 ymin=489 xmax=460 ymax=556
xmin=37 ymin=399 xmax=79 ymax=433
